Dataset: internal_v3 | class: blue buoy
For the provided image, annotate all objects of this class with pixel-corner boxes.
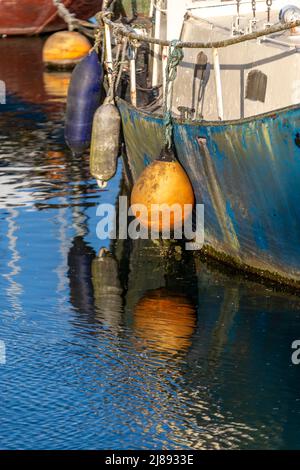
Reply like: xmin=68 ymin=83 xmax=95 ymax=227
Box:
xmin=65 ymin=50 xmax=103 ymax=155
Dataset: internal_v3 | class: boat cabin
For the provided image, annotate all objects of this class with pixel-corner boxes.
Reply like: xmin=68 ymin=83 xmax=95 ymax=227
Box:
xmin=149 ymin=0 xmax=300 ymax=120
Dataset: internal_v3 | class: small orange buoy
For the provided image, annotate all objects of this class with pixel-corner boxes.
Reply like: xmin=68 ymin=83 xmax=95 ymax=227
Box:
xmin=131 ymin=147 xmax=194 ymax=232
xmin=42 ymin=31 xmax=91 ymax=68
xmin=134 ymin=288 xmax=196 ymax=354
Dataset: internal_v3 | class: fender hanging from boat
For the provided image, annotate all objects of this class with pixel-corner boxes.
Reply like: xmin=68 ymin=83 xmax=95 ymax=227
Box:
xmin=90 ymin=97 xmax=121 ymax=186
xmin=65 ymin=50 xmax=104 ymax=156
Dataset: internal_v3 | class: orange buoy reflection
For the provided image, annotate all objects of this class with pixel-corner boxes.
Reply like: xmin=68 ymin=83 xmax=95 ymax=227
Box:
xmin=134 ymin=287 xmax=196 ymax=355
xmin=43 ymin=72 xmax=71 ymax=101
xmin=44 ymin=150 xmax=65 ymax=181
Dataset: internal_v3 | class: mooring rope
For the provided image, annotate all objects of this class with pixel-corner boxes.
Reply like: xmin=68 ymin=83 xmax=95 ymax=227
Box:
xmin=40 ymin=0 xmax=97 ymax=37
xmin=107 ymin=39 xmax=123 ymax=102
xmin=52 ymin=0 xmax=77 ymax=31
xmin=115 ymin=37 xmax=129 ymax=91
xmin=163 ymin=40 xmax=184 ymax=149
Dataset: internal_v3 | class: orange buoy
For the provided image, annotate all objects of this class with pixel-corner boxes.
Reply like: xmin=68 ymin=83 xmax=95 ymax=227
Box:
xmin=134 ymin=288 xmax=196 ymax=354
xmin=42 ymin=31 xmax=91 ymax=68
xmin=131 ymin=147 xmax=194 ymax=232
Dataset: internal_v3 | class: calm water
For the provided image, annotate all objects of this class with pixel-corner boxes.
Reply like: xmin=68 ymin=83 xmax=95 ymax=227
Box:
xmin=1 ymin=37 xmax=300 ymax=450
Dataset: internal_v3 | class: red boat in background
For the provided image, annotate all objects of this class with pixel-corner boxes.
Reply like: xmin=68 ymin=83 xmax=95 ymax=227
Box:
xmin=0 ymin=0 xmax=102 ymax=35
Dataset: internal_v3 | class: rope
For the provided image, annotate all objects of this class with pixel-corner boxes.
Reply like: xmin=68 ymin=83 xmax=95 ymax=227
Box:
xmin=109 ymin=40 xmax=122 ymax=101
xmin=50 ymin=0 xmax=98 ymax=37
xmin=163 ymin=40 xmax=184 ymax=149
xmin=92 ymin=27 xmax=103 ymax=55
xmin=115 ymin=37 xmax=128 ymax=91
xmin=105 ymin=34 xmax=125 ymax=103
xmin=101 ymin=14 xmax=300 ymax=49
xmin=52 ymin=0 xmax=78 ymax=31
xmin=94 ymin=10 xmax=113 ymax=63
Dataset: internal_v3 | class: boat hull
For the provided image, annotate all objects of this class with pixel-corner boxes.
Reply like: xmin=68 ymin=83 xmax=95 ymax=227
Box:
xmin=0 ymin=0 xmax=102 ymax=35
xmin=118 ymin=98 xmax=300 ymax=287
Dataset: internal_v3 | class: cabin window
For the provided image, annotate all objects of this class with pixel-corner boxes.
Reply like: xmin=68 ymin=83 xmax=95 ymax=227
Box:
xmin=245 ymin=70 xmax=267 ymax=103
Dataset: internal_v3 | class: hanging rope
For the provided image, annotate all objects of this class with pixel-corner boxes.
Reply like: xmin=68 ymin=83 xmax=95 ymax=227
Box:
xmin=107 ymin=38 xmax=123 ymax=102
xmin=163 ymin=40 xmax=184 ymax=149
xmin=95 ymin=10 xmax=113 ymax=65
xmin=52 ymin=0 xmax=77 ymax=31
xmin=92 ymin=28 xmax=102 ymax=55
xmin=115 ymin=37 xmax=128 ymax=91
xmin=44 ymin=0 xmax=98 ymax=37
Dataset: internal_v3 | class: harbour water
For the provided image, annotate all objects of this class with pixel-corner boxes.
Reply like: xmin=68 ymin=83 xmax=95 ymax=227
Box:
xmin=1 ymin=37 xmax=300 ymax=450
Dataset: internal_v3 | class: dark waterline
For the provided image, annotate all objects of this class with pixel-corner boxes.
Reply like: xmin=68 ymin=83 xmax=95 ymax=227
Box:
xmin=0 ymin=37 xmax=300 ymax=450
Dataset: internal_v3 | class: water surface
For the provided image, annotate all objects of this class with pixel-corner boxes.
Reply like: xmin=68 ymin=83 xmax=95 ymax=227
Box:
xmin=0 ymin=37 xmax=300 ymax=450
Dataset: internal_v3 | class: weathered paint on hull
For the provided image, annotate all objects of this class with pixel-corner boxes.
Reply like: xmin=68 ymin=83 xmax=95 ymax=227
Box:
xmin=117 ymin=98 xmax=300 ymax=287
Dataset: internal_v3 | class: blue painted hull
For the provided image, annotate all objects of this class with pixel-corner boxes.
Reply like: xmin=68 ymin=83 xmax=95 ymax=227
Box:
xmin=118 ymin=99 xmax=300 ymax=286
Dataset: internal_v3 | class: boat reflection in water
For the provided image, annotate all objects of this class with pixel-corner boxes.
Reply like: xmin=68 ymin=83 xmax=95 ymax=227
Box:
xmin=92 ymin=248 xmax=123 ymax=331
xmin=66 ymin=231 xmax=300 ymax=449
xmin=68 ymin=236 xmax=96 ymax=317
xmin=123 ymin=239 xmax=198 ymax=358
